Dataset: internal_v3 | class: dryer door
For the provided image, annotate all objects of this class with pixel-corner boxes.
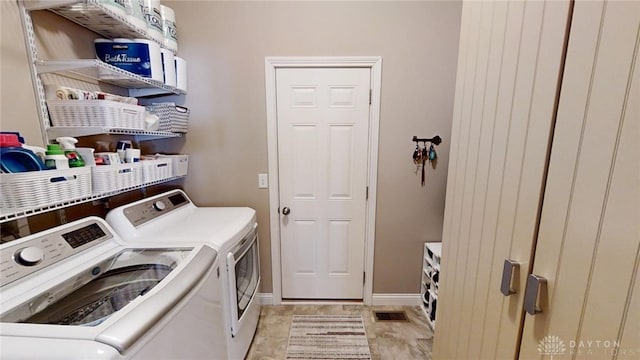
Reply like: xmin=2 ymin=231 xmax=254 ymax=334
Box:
xmin=226 ymin=229 xmax=260 ymax=337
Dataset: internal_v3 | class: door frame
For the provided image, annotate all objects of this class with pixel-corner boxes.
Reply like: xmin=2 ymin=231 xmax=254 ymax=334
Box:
xmin=265 ymin=56 xmax=382 ymax=305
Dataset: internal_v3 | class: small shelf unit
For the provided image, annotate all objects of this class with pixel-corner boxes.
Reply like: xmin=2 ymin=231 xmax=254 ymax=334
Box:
xmin=6 ymin=1 xmax=189 ymax=226
xmin=18 ymin=0 xmax=189 ymax=144
xmin=421 ymin=242 xmax=442 ymax=329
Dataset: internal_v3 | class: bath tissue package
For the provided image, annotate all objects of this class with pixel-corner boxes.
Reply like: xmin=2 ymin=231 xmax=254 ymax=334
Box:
xmin=94 ymin=39 xmax=163 ymax=82
xmin=175 ymin=57 xmax=188 ymax=92
xmin=124 ymin=0 xmax=146 ymax=30
xmin=160 ymin=5 xmax=178 ymax=53
xmin=99 ymin=0 xmax=127 ymax=17
xmin=143 ymin=0 xmax=164 ymax=43
xmin=161 ymin=49 xmax=177 ymax=87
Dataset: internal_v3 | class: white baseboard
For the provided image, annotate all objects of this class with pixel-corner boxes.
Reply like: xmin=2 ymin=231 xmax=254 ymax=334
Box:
xmin=257 ymin=292 xmax=274 ymax=305
xmin=371 ymin=293 xmax=422 ymax=306
xmin=256 ymin=293 xmax=421 ymax=306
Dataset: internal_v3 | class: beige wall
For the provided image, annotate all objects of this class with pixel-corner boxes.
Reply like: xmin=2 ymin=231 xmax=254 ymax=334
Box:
xmin=1 ymin=1 xmax=42 ymax=147
xmin=0 ymin=1 xmax=462 ymax=294
xmin=166 ymin=1 xmax=462 ymax=294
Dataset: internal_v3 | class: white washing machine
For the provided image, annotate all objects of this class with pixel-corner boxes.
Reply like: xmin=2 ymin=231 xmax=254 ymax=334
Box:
xmin=0 ymin=217 xmax=229 ymax=359
xmin=106 ymin=190 xmax=260 ymax=360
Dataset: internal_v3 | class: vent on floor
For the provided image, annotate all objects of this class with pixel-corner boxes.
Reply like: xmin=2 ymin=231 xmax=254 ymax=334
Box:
xmin=373 ymin=310 xmax=409 ymax=322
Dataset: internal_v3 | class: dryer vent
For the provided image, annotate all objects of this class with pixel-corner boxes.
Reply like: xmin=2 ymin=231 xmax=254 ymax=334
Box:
xmin=373 ymin=310 xmax=409 ymax=322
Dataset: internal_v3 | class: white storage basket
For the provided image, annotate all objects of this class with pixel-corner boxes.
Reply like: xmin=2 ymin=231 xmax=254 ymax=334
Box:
xmin=47 ymin=100 xmax=145 ymax=129
xmin=142 ymin=159 xmax=173 ymax=183
xmin=146 ymin=102 xmax=189 ymax=133
xmin=156 ymin=154 xmax=188 ymax=177
xmin=92 ymin=163 xmax=143 ymax=194
xmin=0 ymin=167 xmax=92 ymax=209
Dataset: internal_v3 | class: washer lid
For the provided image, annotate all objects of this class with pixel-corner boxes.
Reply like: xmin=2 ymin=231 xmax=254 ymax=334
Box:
xmin=2 ymin=247 xmax=192 ymax=327
xmin=0 ymin=244 xmax=217 ymax=354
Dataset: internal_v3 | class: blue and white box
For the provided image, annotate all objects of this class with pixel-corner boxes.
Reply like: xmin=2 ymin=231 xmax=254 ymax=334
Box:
xmin=94 ymin=38 xmax=163 ymax=82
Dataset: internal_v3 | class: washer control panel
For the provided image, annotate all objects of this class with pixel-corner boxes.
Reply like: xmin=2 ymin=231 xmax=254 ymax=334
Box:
xmin=0 ymin=221 xmax=112 ymax=286
xmin=123 ymin=192 xmax=190 ymax=227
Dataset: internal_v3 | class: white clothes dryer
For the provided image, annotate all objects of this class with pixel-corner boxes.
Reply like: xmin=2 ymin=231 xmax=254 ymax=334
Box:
xmin=106 ymin=190 xmax=260 ymax=360
xmin=0 ymin=217 xmax=229 ymax=359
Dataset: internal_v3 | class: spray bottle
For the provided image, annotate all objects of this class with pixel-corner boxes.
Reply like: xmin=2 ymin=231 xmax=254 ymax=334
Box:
xmin=56 ymin=137 xmax=85 ymax=167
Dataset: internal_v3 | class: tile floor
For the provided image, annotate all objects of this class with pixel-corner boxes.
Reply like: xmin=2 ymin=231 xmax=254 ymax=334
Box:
xmin=245 ymin=305 xmax=433 ymax=360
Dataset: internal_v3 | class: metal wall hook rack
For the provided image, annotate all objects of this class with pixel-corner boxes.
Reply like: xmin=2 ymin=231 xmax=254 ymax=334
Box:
xmin=412 ymin=135 xmax=442 ymax=145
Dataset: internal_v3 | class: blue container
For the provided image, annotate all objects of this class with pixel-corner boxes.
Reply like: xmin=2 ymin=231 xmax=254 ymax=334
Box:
xmin=94 ymin=40 xmax=153 ymax=78
xmin=0 ymin=147 xmax=47 ymax=173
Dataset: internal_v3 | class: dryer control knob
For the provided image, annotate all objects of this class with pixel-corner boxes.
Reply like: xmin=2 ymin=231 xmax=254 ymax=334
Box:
xmin=16 ymin=247 xmax=44 ymax=266
xmin=153 ymin=200 xmax=167 ymax=211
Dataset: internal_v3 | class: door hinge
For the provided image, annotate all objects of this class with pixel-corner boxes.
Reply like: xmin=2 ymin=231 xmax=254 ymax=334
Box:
xmin=363 ymin=271 xmax=366 ymax=284
xmin=366 ymin=186 xmax=369 ymax=200
xmin=369 ymin=89 xmax=372 ymax=105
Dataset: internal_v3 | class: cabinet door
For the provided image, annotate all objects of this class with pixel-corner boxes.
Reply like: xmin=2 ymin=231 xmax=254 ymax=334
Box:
xmin=432 ymin=0 xmax=571 ymax=358
xmin=518 ymin=1 xmax=640 ymax=358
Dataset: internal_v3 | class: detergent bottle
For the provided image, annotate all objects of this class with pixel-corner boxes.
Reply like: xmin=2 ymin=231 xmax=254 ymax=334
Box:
xmin=56 ymin=137 xmax=85 ymax=167
xmin=0 ymin=133 xmax=47 ymax=173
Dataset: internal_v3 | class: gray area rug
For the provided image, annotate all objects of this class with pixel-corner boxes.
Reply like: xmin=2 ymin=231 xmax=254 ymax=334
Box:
xmin=285 ymin=315 xmax=372 ymax=360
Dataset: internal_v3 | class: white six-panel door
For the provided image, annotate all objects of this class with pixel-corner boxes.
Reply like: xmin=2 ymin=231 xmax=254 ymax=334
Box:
xmin=276 ymin=68 xmax=371 ymax=299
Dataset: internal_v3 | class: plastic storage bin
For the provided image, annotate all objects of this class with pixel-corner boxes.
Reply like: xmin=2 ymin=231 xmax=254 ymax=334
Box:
xmin=0 ymin=167 xmax=92 ymax=209
xmin=156 ymin=154 xmax=188 ymax=177
xmin=146 ymin=102 xmax=189 ymax=133
xmin=47 ymin=100 xmax=145 ymax=129
xmin=142 ymin=159 xmax=173 ymax=183
xmin=92 ymin=163 xmax=143 ymax=193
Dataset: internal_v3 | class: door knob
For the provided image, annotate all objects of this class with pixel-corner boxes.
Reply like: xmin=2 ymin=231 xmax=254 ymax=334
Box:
xmin=282 ymin=207 xmax=291 ymax=215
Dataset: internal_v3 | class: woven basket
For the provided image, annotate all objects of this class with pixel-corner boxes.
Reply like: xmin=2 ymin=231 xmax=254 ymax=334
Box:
xmin=146 ymin=102 xmax=189 ymax=133
xmin=142 ymin=159 xmax=173 ymax=183
xmin=156 ymin=154 xmax=188 ymax=177
xmin=92 ymin=163 xmax=143 ymax=194
xmin=0 ymin=167 xmax=92 ymax=209
xmin=47 ymin=100 xmax=145 ymax=129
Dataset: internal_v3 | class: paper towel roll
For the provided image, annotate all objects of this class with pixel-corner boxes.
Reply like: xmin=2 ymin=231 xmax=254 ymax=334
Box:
xmin=160 ymin=5 xmax=178 ymax=54
xmin=143 ymin=0 xmax=164 ymax=44
xmin=160 ymin=49 xmax=177 ymax=87
xmin=55 ymin=86 xmax=97 ymax=100
xmin=124 ymin=0 xmax=147 ymax=30
xmin=134 ymin=39 xmax=163 ymax=83
xmin=175 ymin=57 xmax=188 ymax=92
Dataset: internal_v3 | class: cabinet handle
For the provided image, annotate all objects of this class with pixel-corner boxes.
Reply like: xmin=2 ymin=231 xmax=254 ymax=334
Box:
xmin=524 ymin=274 xmax=547 ymax=315
xmin=500 ymin=259 xmax=519 ymax=296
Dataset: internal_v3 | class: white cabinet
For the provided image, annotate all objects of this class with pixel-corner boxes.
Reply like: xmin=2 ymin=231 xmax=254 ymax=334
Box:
xmin=434 ymin=1 xmax=639 ymax=359
xmin=421 ymin=242 xmax=441 ymax=329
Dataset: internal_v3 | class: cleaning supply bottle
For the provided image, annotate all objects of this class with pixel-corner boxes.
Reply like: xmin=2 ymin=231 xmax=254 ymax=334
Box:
xmin=0 ymin=133 xmax=47 ymax=173
xmin=44 ymin=144 xmax=69 ymax=170
xmin=56 ymin=137 xmax=85 ymax=167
